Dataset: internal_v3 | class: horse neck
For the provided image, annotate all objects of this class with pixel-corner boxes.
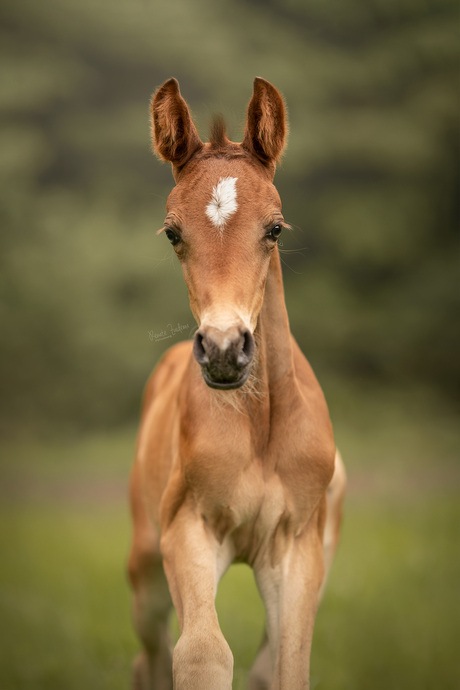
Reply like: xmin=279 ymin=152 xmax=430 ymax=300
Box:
xmin=257 ymin=247 xmax=294 ymax=386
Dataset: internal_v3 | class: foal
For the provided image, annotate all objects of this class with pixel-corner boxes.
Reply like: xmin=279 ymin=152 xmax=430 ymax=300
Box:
xmin=129 ymin=77 xmax=346 ymax=690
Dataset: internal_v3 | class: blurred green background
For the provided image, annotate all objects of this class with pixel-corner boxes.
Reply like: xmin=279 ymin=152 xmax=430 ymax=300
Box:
xmin=0 ymin=0 xmax=458 ymax=688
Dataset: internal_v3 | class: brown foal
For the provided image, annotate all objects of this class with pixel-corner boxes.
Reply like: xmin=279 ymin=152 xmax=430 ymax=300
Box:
xmin=128 ymin=77 xmax=346 ymax=690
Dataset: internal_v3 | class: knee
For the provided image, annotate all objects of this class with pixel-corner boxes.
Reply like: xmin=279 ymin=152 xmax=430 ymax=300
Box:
xmin=128 ymin=536 xmax=162 ymax=589
xmin=129 ymin=549 xmax=172 ymax=646
xmin=173 ymin=630 xmax=233 ymax=689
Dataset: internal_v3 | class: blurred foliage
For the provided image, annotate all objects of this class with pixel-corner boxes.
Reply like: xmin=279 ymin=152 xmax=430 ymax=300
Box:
xmin=0 ymin=0 xmax=458 ymax=434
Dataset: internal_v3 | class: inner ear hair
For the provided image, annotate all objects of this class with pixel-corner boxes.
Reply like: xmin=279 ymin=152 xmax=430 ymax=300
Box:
xmin=242 ymin=77 xmax=288 ymax=173
xmin=151 ymin=78 xmax=203 ymax=172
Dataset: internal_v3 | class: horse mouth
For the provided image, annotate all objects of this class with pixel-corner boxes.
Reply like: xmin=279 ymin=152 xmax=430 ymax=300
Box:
xmin=201 ymin=367 xmax=251 ymax=390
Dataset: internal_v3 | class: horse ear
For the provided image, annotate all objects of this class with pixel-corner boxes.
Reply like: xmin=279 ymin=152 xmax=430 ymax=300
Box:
xmin=242 ymin=77 xmax=287 ymax=172
xmin=150 ymin=78 xmax=203 ymax=174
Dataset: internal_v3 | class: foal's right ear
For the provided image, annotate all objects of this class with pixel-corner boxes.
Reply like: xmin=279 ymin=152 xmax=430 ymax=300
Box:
xmin=151 ymin=78 xmax=203 ymax=175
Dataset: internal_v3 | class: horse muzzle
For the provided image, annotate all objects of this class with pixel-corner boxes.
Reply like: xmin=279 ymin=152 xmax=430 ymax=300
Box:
xmin=193 ymin=326 xmax=255 ymax=390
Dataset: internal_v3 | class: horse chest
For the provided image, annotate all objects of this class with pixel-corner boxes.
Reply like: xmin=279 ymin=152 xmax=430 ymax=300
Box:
xmin=185 ymin=442 xmax=324 ymax=563
xmin=179 ymin=389 xmax=333 ymax=561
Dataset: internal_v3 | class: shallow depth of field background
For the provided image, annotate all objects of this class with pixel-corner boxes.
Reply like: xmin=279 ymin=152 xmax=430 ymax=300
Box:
xmin=0 ymin=1 xmax=458 ymax=688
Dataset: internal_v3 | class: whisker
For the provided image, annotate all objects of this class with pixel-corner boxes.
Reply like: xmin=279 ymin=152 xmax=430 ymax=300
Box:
xmin=149 ymin=192 xmax=167 ymax=203
xmin=151 ymin=248 xmax=175 ymax=270
xmin=279 ymin=255 xmax=304 ymax=275
xmin=278 ymin=247 xmax=308 ymax=254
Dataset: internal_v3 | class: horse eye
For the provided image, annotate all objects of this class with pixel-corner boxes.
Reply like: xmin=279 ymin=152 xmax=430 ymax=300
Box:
xmin=165 ymin=228 xmax=180 ymax=246
xmin=267 ymin=224 xmax=282 ymax=241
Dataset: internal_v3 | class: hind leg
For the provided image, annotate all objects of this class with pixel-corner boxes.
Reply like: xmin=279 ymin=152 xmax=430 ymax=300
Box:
xmin=249 ymin=631 xmax=272 ymax=690
xmin=128 ymin=462 xmax=173 ymax=690
xmin=319 ymin=449 xmax=346 ymax=600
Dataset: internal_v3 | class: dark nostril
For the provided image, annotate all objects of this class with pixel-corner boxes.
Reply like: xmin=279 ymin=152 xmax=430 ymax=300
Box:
xmin=237 ymin=330 xmax=254 ymax=367
xmin=242 ymin=330 xmax=254 ymax=358
xmin=193 ymin=332 xmax=209 ymax=365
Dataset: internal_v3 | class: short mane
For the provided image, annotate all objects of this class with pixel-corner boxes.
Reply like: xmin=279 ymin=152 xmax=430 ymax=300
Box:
xmin=209 ymin=114 xmax=228 ymax=149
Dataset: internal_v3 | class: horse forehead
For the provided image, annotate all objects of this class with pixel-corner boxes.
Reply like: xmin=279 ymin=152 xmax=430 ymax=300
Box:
xmin=168 ymin=159 xmax=279 ymax=219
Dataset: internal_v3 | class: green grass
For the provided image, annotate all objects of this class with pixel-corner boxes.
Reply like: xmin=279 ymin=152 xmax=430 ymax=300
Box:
xmin=1 ymin=497 xmax=458 ymax=690
xmin=0 ymin=391 xmax=459 ymax=689
xmin=312 ymin=496 xmax=460 ymax=690
xmin=0 ymin=505 xmax=136 ymax=690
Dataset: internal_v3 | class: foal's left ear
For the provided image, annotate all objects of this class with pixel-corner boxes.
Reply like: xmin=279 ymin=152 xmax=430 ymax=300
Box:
xmin=151 ymin=78 xmax=203 ymax=176
xmin=242 ymin=77 xmax=287 ymax=174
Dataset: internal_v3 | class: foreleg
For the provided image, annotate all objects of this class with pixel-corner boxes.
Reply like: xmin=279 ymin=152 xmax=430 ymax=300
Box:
xmin=160 ymin=501 xmax=235 ymax=690
xmin=253 ymin=508 xmax=326 ymax=690
xmin=128 ymin=462 xmax=173 ymax=690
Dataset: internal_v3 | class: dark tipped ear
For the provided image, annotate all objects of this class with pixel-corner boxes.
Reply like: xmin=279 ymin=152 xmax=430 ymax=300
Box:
xmin=242 ymin=77 xmax=287 ymax=173
xmin=150 ymin=78 xmax=203 ymax=175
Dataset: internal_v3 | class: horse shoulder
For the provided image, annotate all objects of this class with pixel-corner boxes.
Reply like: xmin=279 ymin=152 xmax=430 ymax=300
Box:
xmin=291 ymin=335 xmax=334 ymax=439
xmin=140 ymin=340 xmax=193 ymax=419
xmin=134 ymin=340 xmax=193 ymax=524
xmin=272 ymin=337 xmax=336 ymax=515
